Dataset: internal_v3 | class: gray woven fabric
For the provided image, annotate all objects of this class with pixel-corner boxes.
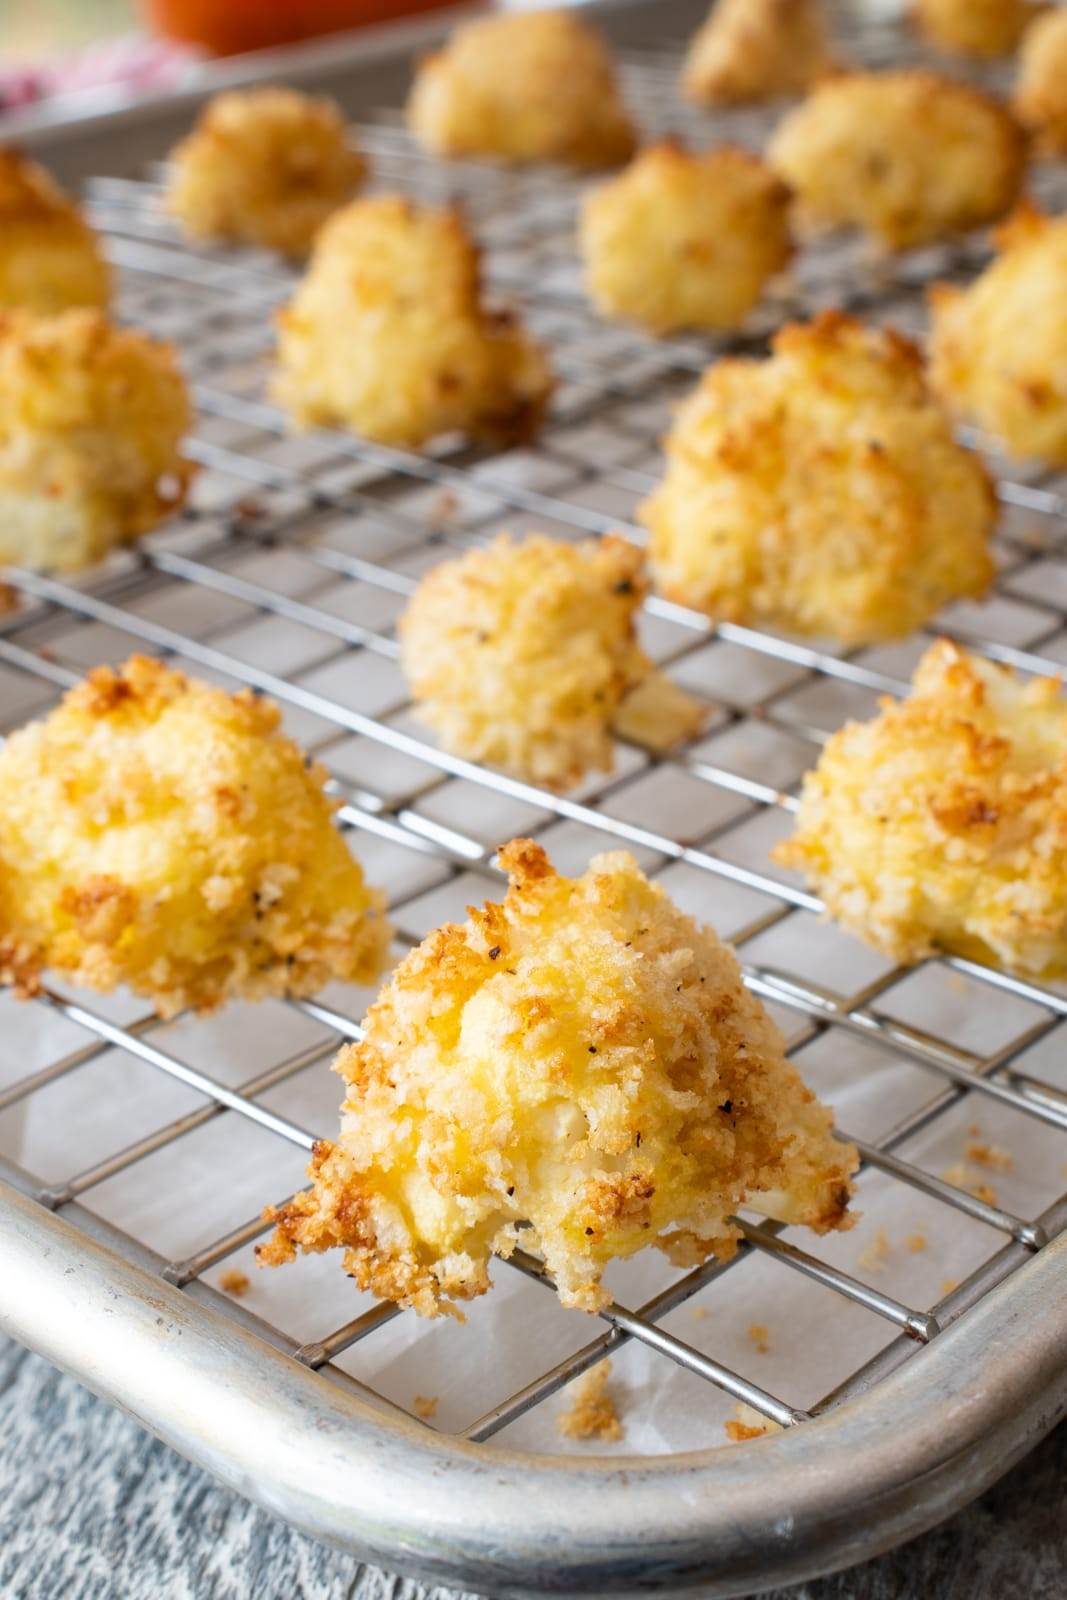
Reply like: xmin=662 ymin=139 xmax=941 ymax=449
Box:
xmin=1 ymin=1336 xmax=1064 ymax=1600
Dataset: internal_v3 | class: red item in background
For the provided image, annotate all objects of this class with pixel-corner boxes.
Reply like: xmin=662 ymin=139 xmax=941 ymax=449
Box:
xmin=144 ymin=0 xmax=462 ymax=56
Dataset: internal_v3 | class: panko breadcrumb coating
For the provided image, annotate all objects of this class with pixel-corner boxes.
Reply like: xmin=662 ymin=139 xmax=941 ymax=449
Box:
xmin=407 ymin=10 xmax=635 ymax=169
xmin=768 ymin=70 xmax=1027 ymax=250
xmin=0 ymin=656 xmax=389 ymax=1016
xmin=166 ymin=87 xmax=366 ymax=257
xmin=260 ymin=841 xmax=857 ymax=1317
xmin=0 ymin=309 xmax=193 ymax=574
xmin=929 ymin=206 xmax=1067 ymax=467
xmin=274 ymin=196 xmax=552 ymax=449
xmin=399 ymin=534 xmax=706 ymax=791
xmin=0 ymin=148 xmax=110 ymax=314
xmin=776 ymin=640 xmax=1067 ymax=977
xmin=914 ymin=0 xmax=1042 ymax=59
xmin=639 ymin=313 xmax=995 ymax=644
xmin=1016 ymin=9 xmax=1067 ymax=151
xmin=580 ymin=142 xmax=793 ymax=335
xmin=682 ymin=0 xmax=836 ymax=105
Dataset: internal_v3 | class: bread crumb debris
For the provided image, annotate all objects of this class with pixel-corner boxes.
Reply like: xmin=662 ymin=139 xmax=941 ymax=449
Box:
xmin=413 ymin=1394 xmax=439 ymax=1420
xmin=965 ymin=1140 xmax=1013 ymax=1172
xmin=724 ymin=1401 xmax=782 ymax=1442
xmin=942 ymin=1162 xmax=998 ymax=1207
xmin=858 ymin=1227 xmax=892 ymax=1272
xmin=219 ymin=1269 xmax=250 ymax=1298
xmin=747 ymin=1322 xmax=770 ymax=1354
xmin=557 ymin=1361 xmax=624 ymax=1443
xmin=905 ymin=1232 xmax=928 ymax=1253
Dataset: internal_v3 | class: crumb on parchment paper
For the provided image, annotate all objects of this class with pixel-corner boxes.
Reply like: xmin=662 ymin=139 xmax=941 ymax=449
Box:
xmin=724 ymin=1402 xmax=783 ymax=1443
xmin=747 ymin=1323 xmax=770 ymax=1353
xmin=219 ymin=1269 xmax=250 ymax=1298
xmin=557 ymin=1360 xmax=624 ymax=1443
xmin=965 ymin=1139 xmax=1013 ymax=1172
xmin=413 ymin=1395 xmax=438 ymax=1420
xmin=941 ymin=1162 xmax=998 ymax=1207
xmin=858 ymin=1226 xmax=891 ymax=1272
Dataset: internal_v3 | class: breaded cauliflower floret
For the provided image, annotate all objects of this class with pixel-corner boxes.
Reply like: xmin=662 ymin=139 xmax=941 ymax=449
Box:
xmin=0 ymin=148 xmax=110 ymax=314
xmin=580 ymin=142 xmax=793 ymax=335
xmin=407 ymin=10 xmax=635 ymax=169
xmin=1015 ymin=9 xmax=1067 ymax=153
xmin=682 ymin=0 xmax=837 ymax=105
xmin=776 ymin=641 xmax=1067 ymax=977
xmin=914 ymin=0 xmax=1041 ymax=59
xmin=640 ymin=313 xmax=995 ymax=644
xmin=929 ymin=206 xmax=1067 ymax=467
xmin=166 ymin=87 xmax=367 ymax=257
xmin=274 ymin=196 xmax=552 ymax=449
xmin=769 ymin=70 xmax=1027 ymax=250
xmin=0 ymin=656 xmax=389 ymax=1016
xmin=399 ymin=534 xmax=706 ymax=791
xmin=0 ymin=309 xmax=192 ymax=574
xmin=260 ymin=840 xmax=857 ymax=1317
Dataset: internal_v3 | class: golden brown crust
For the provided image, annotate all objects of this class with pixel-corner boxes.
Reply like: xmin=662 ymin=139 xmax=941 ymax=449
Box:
xmin=399 ymin=533 xmax=706 ymax=791
xmin=776 ymin=639 xmax=1067 ymax=977
xmin=0 ymin=308 xmax=193 ymax=572
xmin=0 ymin=655 xmax=389 ymax=1016
xmin=0 ymin=147 xmax=110 ymax=314
xmin=274 ymin=196 xmax=553 ymax=448
xmin=769 ymin=69 xmax=1027 ymax=249
xmin=929 ymin=204 xmax=1067 ymax=466
xmin=580 ymin=142 xmax=793 ymax=335
xmin=259 ymin=841 xmax=856 ymax=1317
xmin=167 ymin=87 xmax=366 ymax=256
xmin=914 ymin=0 xmax=1043 ymax=58
xmin=640 ymin=312 xmax=995 ymax=644
xmin=1015 ymin=9 xmax=1067 ymax=150
xmin=407 ymin=10 xmax=635 ymax=168
xmin=682 ymin=0 xmax=838 ymax=105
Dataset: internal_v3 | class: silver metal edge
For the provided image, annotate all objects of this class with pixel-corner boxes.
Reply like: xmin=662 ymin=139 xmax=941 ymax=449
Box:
xmin=3 ymin=1176 xmax=1066 ymax=1599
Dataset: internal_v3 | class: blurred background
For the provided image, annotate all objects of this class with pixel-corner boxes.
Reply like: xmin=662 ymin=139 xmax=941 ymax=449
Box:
xmin=0 ymin=0 xmax=546 ymax=109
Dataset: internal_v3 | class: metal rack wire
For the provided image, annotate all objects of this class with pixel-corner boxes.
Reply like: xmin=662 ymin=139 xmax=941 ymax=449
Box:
xmin=4 ymin=1 xmax=1067 ymax=1557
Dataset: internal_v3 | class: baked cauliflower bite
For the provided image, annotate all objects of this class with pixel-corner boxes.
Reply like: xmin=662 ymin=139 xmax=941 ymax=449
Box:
xmin=682 ymin=0 xmax=836 ymax=105
xmin=274 ymin=196 xmax=552 ymax=449
xmin=167 ymin=87 xmax=367 ymax=257
xmin=260 ymin=840 xmax=857 ymax=1317
xmin=914 ymin=0 xmax=1042 ymax=59
xmin=930 ymin=206 xmax=1067 ymax=467
xmin=399 ymin=533 xmax=706 ymax=791
xmin=0 ymin=656 xmax=389 ymax=1016
xmin=640 ymin=313 xmax=995 ymax=644
xmin=407 ymin=9 xmax=635 ymax=169
xmin=580 ymin=142 xmax=793 ymax=335
xmin=0 ymin=148 xmax=110 ymax=314
xmin=0 ymin=309 xmax=192 ymax=574
xmin=1016 ymin=8 xmax=1067 ymax=152
xmin=768 ymin=70 xmax=1027 ymax=250
xmin=777 ymin=641 xmax=1067 ymax=978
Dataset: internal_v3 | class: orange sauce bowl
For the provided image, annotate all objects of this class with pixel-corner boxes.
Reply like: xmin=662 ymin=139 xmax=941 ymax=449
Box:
xmin=144 ymin=0 xmax=461 ymax=57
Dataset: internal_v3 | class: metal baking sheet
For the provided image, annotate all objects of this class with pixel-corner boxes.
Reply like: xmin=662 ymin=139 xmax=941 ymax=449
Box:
xmin=3 ymin=3 xmax=1067 ymax=1595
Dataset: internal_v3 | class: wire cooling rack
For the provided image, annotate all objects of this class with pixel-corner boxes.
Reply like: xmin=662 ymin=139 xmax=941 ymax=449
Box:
xmin=5 ymin=4 xmax=1067 ymax=1594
